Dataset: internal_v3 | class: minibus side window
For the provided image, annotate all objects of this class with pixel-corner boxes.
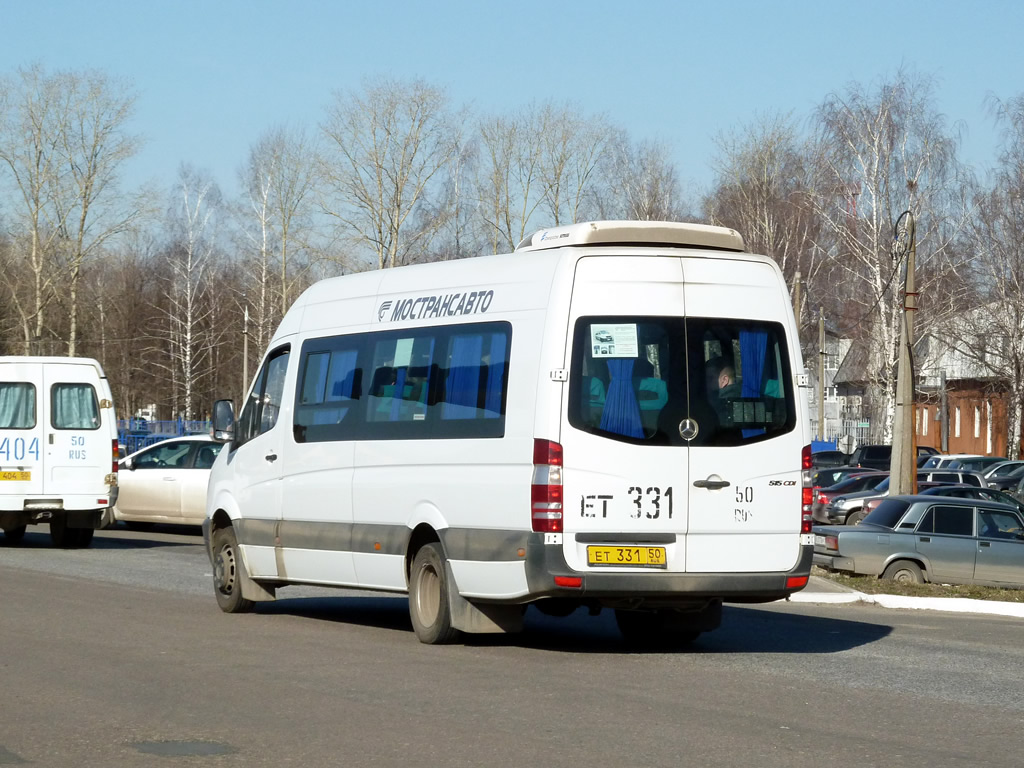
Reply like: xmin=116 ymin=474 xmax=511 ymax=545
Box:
xmin=51 ymin=384 xmax=100 ymax=430
xmin=236 ymin=346 xmax=290 ymax=447
xmin=0 ymin=383 xmax=35 ymax=429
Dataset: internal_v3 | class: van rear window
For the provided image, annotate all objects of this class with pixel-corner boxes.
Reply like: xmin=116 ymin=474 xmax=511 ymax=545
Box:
xmin=568 ymin=316 xmax=795 ymax=446
xmin=0 ymin=383 xmax=36 ymax=429
xmin=51 ymin=384 xmax=100 ymax=430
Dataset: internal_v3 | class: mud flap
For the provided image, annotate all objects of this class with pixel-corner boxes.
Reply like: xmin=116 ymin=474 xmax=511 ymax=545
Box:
xmin=445 ymin=562 xmax=524 ymax=634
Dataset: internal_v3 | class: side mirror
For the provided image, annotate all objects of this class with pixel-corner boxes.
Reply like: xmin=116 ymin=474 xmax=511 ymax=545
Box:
xmin=212 ymin=399 xmax=236 ymax=443
xmin=123 ymin=457 xmax=133 ymax=471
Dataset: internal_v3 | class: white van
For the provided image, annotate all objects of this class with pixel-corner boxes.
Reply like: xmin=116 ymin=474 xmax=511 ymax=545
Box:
xmin=204 ymin=220 xmax=813 ymax=644
xmin=0 ymin=356 xmax=119 ymax=547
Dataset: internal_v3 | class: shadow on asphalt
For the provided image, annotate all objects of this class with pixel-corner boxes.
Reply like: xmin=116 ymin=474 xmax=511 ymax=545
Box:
xmin=255 ymin=594 xmax=893 ymax=654
xmin=1 ymin=526 xmax=201 ymax=550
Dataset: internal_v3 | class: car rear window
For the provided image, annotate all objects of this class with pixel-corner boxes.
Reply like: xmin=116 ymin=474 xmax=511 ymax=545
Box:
xmin=862 ymin=498 xmax=910 ymax=529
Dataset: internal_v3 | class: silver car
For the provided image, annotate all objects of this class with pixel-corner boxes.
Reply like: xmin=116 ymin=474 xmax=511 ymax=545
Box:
xmin=813 ymin=495 xmax=1024 ymax=587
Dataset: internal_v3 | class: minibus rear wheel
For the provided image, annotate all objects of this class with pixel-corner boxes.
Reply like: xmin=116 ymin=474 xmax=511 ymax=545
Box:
xmin=212 ymin=526 xmax=256 ymax=613
xmin=409 ymin=543 xmax=458 ymax=644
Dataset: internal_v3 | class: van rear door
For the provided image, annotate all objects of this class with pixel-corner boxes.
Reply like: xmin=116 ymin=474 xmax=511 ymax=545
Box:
xmin=43 ymin=363 xmax=110 ymax=499
xmin=681 ymin=257 xmax=802 ymax=573
xmin=0 ymin=361 xmax=45 ymax=498
xmin=559 ymin=255 xmax=691 ymax=573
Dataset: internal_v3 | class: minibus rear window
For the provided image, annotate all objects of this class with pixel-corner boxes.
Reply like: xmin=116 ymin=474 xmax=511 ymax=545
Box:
xmin=568 ymin=316 xmax=795 ymax=446
xmin=0 ymin=382 xmax=35 ymax=429
xmin=51 ymin=383 xmax=100 ymax=430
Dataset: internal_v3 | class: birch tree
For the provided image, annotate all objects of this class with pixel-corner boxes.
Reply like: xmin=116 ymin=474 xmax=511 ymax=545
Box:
xmin=809 ymin=71 xmax=967 ymax=442
xmin=320 ymin=77 xmax=461 ymax=269
xmin=154 ymin=166 xmax=221 ymax=420
xmin=238 ymin=125 xmax=319 ymax=355
xmin=592 ymin=130 xmax=687 ymax=222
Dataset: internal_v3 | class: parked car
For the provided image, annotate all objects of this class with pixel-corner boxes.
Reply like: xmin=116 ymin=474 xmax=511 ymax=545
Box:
xmin=849 ymin=444 xmax=892 ymax=470
xmin=823 ymin=469 xmax=987 ymax=526
xmin=946 ymin=456 xmax=1008 ymax=472
xmin=988 ymin=473 xmax=1024 ymax=501
xmin=812 ymin=472 xmax=888 ymax=524
xmin=811 ymin=450 xmax=849 ymax=469
xmin=917 ymin=484 xmax=1024 ymax=517
xmin=921 ymin=453 xmax=984 ymax=470
xmin=811 ymin=466 xmax=871 ymax=490
xmin=113 ymin=436 xmax=222 ymax=528
xmin=982 ymin=460 xmax=1024 ymax=483
xmin=850 ymin=444 xmax=937 ymax=471
xmin=813 ymin=495 xmax=1024 ymax=587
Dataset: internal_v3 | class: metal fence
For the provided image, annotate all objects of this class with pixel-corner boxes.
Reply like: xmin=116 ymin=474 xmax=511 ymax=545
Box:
xmin=117 ymin=418 xmax=211 ymax=456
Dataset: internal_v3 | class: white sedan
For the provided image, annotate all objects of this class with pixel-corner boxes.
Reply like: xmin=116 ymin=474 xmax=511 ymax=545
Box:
xmin=113 ymin=436 xmax=222 ymax=527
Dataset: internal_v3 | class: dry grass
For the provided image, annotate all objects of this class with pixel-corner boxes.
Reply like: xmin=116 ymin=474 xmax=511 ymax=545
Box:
xmin=812 ymin=566 xmax=1024 ymax=602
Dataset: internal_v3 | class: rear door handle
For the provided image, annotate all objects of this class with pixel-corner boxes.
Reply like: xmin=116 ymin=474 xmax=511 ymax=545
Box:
xmin=919 ymin=536 xmax=931 ymax=542
xmin=980 ymin=541 xmax=991 ymax=548
xmin=693 ymin=478 xmax=730 ymax=490
xmin=265 ymin=452 xmax=278 ymax=463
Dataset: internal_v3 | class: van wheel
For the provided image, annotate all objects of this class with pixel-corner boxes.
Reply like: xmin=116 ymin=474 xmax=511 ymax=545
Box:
xmin=409 ymin=543 xmax=458 ymax=644
xmin=212 ymin=526 xmax=255 ymax=613
xmin=50 ymin=519 xmax=94 ymax=548
xmin=3 ymin=525 xmax=27 ymax=544
xmin=614 ymin=609 xmax=700 ymax=647
xmin=882 ymin=560 xmax=924 ymax=584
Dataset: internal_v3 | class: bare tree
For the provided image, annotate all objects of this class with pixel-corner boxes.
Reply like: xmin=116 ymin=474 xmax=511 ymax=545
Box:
xmin=476 ymin=108 xmax=545 ymax=252
xmin=50 ymin=69 xmax=146 ymax=355
xmin=594 ymin=130 xmax=688 ymax=222
xmin=320 ymin=77 xmax=461 ymax=269
xmin=152 ymin=166 xmax=221 ymax=420
xmin=808 ymin=71 xmax=968 ymax=442
xmin=955 ymin=94 xmax=1024 ymax=456
xmin=536 ymin=102 xmax=612 ymax=226
xmin=237 ymin=125 xmax=319 ymax=355
xmin=0 ymin=65 xmax=75 ymax=352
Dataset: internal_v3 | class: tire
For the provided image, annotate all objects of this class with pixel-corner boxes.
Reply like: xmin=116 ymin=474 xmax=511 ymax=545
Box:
xmin=408 ymin=543 xmax=458 ymax=645
xmin=211 ymin=526 xmax=255 ymax=613
xmin=3 ymin=525 xmax=27 ymax=544
xmin=50 ymin=517 xmax=70 ymax=548
xmin=845 ymin=510 xmax=866 ymax=526
xmin=882 ymin=560 xmax=924 ymax=584
xmin=614 ymin=609 xmax=701 ymax=647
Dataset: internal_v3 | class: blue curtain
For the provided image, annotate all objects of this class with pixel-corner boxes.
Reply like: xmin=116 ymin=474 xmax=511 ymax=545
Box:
xmin=389 ymin=367 xmax=408 ymax=421
xmin=443 ymin=335 xmax=483 ymax=420
xmin=739 ymin=329 xmax=767 ymax=438
xmin=327 ymin=350 xmax=359 ymax=400
xmin=484 ymin=333 xmax=506 ymax=418
xmin=52 ymin=384 xmax=99 ymax=429
xmin=600 ymin=358 xmax=643 ymax=438
xmin=0 ymin=383 xmax=35 ymax=429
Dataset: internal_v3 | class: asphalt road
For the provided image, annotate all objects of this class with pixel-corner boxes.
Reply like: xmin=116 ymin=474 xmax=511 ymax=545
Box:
xmin=2 ymin=526 xmax=1024 ymax=768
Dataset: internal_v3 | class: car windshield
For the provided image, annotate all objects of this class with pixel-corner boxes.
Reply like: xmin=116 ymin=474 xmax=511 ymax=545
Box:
xmin=861 ymin=498 xmax=911 ymax=529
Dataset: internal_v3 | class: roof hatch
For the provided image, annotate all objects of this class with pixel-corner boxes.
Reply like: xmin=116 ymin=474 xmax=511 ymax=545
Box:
xmin=515 ymin=220 xmax=745 ymax=253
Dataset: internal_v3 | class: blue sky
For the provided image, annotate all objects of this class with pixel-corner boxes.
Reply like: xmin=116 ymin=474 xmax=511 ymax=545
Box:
xmin=3 ymin=0 xmax=1021 ymax=202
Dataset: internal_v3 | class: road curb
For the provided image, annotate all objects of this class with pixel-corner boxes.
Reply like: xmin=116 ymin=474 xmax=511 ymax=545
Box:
xmin=786 ymin=589 xmax=1024 ymax=618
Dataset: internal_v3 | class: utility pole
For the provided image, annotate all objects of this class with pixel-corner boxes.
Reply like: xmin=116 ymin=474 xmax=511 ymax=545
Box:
xmin=890 ymin=211 xmax=917 ymax=495
xmin=818 ymin=309 xmax=826 ymax=441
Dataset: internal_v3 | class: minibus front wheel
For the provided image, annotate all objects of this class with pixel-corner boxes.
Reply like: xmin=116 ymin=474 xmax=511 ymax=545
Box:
xmin=409 ymin=543 xmax=458 ymax=645
xmin=212 ymin=526 xmax=256 ymax=614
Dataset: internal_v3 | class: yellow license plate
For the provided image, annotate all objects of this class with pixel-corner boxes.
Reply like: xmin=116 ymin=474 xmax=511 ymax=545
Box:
xmin=0 ymin=471 xmax=31 ymax=481
xmin=587 ymin=545 xmax=667 ymax=568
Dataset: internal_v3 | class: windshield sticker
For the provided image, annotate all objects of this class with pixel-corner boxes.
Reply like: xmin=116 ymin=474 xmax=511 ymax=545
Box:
xmin=590 ymin=324 xmax=639 ymax=358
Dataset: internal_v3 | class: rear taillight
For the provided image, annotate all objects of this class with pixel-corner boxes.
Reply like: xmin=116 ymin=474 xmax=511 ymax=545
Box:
xmin=532 ymin=439 xmax=563 ymax=533
xmin=112 ymin=439 xmax=119 ymax=474
xmin=824 ymin=534 xmax=839 ymax=551
xmin=801 ymin=445 xmax=813 ymax=534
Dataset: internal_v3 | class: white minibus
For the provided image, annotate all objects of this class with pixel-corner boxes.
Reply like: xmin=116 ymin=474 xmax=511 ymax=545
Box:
xmin=0 ymin=356 xmax=119 ymax=547
xmin=204 ymin=220 xmax=813 ymax=644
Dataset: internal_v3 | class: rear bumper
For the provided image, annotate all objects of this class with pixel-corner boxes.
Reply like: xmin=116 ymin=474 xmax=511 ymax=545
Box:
xmin=812 ymin=552 xmax=855 ymax=573
xmin=524 ymin=537 xmax=813 ymax=604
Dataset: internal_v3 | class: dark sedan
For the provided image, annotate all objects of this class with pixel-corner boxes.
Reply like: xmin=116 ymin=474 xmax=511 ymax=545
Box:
xmin=813 ymin=495 xmax=1024 ymax=587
